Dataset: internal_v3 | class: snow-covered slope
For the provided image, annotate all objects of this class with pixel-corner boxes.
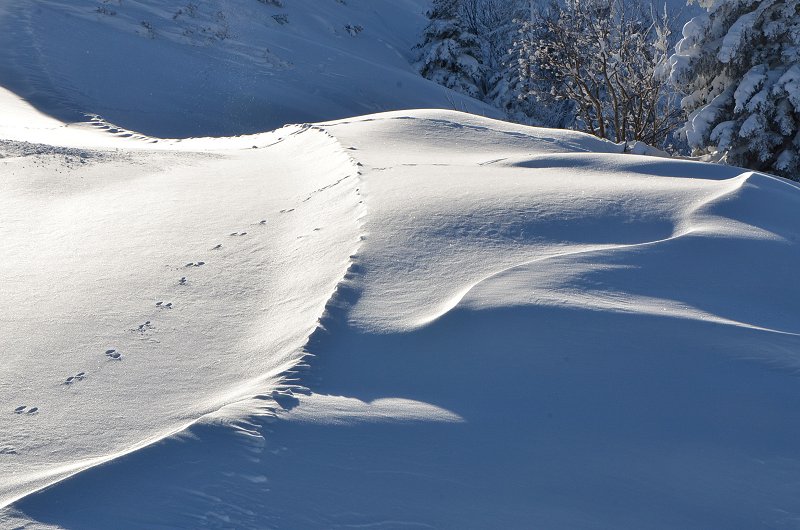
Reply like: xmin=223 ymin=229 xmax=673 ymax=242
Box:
xmin=0 ymin=86 xmax=367 ymax=511
xmin=2 ymin=94 xmax=800 ymax=528
xmin=0 ymin=0 xmax=499 ymax=138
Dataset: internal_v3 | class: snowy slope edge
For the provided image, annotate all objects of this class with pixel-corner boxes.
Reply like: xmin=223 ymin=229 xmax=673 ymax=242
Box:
xmin=0 ymin=123 xmax=365 ymax=514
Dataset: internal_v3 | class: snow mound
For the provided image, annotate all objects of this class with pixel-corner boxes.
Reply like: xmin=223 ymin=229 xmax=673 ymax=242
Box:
xmin=3 ymin=110 xmax=800 ymax=529
xmin=0 ymin=113 xmax=365 ymax=509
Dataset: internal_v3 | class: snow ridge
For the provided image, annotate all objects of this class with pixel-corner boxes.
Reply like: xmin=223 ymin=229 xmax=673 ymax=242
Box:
xmin=0 ymin=123 xmax=365 ymax=514
xmin=223 ymin=123 xmax=369 ymax=419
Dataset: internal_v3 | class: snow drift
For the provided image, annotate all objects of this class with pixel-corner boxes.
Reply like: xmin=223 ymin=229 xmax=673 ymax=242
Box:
xmin=2 ymin=95 xmax=800 ymax=528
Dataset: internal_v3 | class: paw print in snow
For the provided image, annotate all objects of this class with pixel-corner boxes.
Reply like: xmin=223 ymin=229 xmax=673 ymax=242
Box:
xmin=64 ymin=372 xmax=87 ymax=385
xmin=134 ymin=320 xmax=155 ymax=332
xmin=12 ymin=404 xmax=40 ymax=415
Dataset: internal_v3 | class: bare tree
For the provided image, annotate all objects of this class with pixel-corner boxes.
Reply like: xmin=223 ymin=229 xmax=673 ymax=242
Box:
xmin=518 ymin=0 xmax=682 ymax=148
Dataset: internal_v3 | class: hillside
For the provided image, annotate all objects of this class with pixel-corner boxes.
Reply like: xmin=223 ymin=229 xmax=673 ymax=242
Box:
xmin=0 ymin=0 xmax=499 ymax=138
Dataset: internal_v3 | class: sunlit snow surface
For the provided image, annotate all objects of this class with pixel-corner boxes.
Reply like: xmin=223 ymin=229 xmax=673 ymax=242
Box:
xmin=0 ymin=85 xmax=366 ymax=510
xmin=2 ymin=81 xmax=800 ymax=530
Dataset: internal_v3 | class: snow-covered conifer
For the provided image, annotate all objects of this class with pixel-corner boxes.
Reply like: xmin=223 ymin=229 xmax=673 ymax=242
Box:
xmin=483 ymin=3 xmax=561 ymax=125
xmin=669 ymin=0 xmax=800 ymax=179
xmin=415 ymin=0 xmax=485 ymax=99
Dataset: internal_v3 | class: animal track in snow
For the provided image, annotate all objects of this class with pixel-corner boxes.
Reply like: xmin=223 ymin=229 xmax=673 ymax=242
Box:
xmin=13 ymin=406 xmax=26 ymax=414
xmin=0 ymin=446 xmax=17 ymax=455
xmin=64 ymin=372 xmax=87 ymax=385
xmin=155 ymin=301 xmax=173 ymax=309
xmin=179 ymin=277 xmax=187 ymax=285
xmin=230 ymin=232 xmax=247 ymax=237
xmin=279 ymin=208 xmax=295 ymax=213
xmin=185 ymin=262 xmax=205 ymax=267
xmin=212 ymin=244 xmax=222 ymax=250
xmin=133 ymin=320 xmax=155 ymax=333
xmin=259 ymin=219 xmax=267 ymax=225
xmin=26 ymin=407 xmax=38 ymax=415
xmin=105 ymin=349 xmax=122 ymax=360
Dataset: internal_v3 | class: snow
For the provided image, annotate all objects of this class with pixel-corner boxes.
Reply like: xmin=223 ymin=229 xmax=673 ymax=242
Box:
xmin=739 ymin=112 xmax=763 ymax=138
xmin=0 ymin=0 xmax=499 ymax=139
xmin=717 ymin=7 xmax=760 ymax=63
xmin=2 ymin=96 xmax=800 ymax=527
xmin=777 ymin=64 xmax=800 ymax=109
xmin=734 ymin=65 xmax=767 ymax=113
xmin=0 ymin=87 xmax=365 ymax=509
xmin=2 ymin=1 xmax=800 ymax=528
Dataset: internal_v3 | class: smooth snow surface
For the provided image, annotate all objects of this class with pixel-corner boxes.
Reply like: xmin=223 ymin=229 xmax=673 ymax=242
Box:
xmin=0 ymin=0 xmax=499 ymax=138
xmin=2 ymin=90 xmax=800 ymax=528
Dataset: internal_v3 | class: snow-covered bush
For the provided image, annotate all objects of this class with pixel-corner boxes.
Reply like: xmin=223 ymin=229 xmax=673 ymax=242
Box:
xmin=669 ymin=0 xmax=800 ymax=180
